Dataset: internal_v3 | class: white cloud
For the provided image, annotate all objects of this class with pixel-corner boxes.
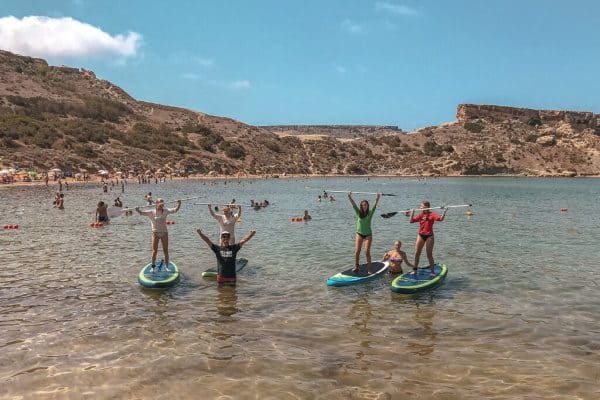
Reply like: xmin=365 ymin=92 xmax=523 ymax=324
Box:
xmin=341 ymin=19 xmax=364 ymax=34
xmin=193 ymin=56 xmax=214 ymax=67
xmin=0 ymin=15 xmax=142 ymax=59
xmin=229 ymin=80 xmax=251 ymax=90
xmin=335 ymin=65 xmax=347 ymax=74
xmin=374 ymin=2 xmax=418 ymax=16
xmin=181 ymin=73 xmax=200 ymax=80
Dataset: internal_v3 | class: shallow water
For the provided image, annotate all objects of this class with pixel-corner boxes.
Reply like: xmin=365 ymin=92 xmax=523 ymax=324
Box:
xmin=1 ymin=177 xmax=599 ymax=399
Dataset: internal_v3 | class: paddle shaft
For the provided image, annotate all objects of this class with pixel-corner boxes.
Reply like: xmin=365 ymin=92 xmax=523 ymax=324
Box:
xmin=381 ymin=204 xmax=473 ymax=218
xmin=120 ymin=196 xmax=202 ymax=212
xmin=327 ymin=190 xmax=396 ymax=196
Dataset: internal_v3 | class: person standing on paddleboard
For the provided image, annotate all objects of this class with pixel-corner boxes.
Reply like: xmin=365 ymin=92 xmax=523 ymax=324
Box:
xmin=136 ymin=198 xmax=181 ymax=272
xmin=208 ymin=203 xmax=241 ymax=243
xmin=196 ymin=229 xmax=256 ymax=285
xmin=409 ymin=201 xmax=447 ymax=276
xmin=348 ymin=192 xmax=381 ymax=274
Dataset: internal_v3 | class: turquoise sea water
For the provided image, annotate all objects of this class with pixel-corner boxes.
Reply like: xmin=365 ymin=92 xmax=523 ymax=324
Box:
xmin=1 ymin=177 xmax=599 ymax=399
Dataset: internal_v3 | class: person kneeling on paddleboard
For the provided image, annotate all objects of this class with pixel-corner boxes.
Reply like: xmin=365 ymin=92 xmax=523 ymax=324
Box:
xmin=383 ymin=240 xmax=414 ymax=275
xmin=136 ymin=198 xmax=181 ymax=272
xmin=409 ymin=201 xmax=447 ymax=276
xmin=196 ymin=229 xmax=256 ymax=285
xmin=348 ymin=192 xmax=381 ymax=275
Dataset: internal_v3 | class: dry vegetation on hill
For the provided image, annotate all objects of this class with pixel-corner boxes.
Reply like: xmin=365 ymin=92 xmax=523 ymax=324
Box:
xmin=1 ymin=49 xmax=599 ymax=176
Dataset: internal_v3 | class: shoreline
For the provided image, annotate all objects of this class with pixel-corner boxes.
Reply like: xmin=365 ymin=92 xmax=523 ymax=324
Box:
xmin=1 ymin=172 xmax=600 ymax=190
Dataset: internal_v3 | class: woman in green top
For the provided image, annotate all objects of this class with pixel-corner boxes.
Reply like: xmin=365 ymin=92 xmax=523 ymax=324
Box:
xmin=348 ymin=192 xmax=381 ymax=274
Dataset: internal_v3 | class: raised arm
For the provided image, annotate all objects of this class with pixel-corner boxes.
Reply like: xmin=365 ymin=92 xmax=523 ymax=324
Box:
xmin=238 ymin=229 xmax=256 ymax=247
xmin=438 ymin=207 xmax=448 ymax=222
xmin=409 ymin=208 xmax=416 ymax=222
xmin=347 ymin=192 xmax=358 ymax=209
xmin=173 ymin=200 xmax=182 ymax=213
xmin=373 ymin=193 xmax=381 ymax=209
xmin=208 ymin=204 xmax=218 ymax=219
xmin=236 ymin=205 xmax=242 ymax=219
xmin=196 ymin=228 xmax=213 ymax=247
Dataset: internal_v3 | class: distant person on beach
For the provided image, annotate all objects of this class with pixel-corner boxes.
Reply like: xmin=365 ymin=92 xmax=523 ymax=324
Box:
xmin=54 ymin=193 xmax=64 ymax=210
xmin=44 ymin=175 xmax=49 ymax=186
xmin=208 ymin=203 xmax=241 ymax=243
xmin=136 ymin=198 xmax=181 ymax=272
xmin=121 ymin=181 xmax=125 ymax=193
xmin=382 ymin=240 xmax=414 ymax=274
xmin=348 ymin=191 xmax=381 ymax=274
xmin=145 ymin=192 xmax=154 ymax=205
xmin=302 ymin=210 xmax=312 ymax=221
xmin=65 ymin=181 xmax=69 ymax=190
xmin=96 ymin=201 xmax=109 ymax=223
xmin=103 ymin=182 xmax=108 ymax=193
xmin=409 ymin=201 xmax=447 ymax=276
xmin=196 ymin=228 xmax=256 ymax=285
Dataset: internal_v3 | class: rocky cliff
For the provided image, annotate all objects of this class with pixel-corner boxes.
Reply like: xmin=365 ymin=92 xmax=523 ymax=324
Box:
xmin=457 ymin=104 xmax=600 ymax=128
xmin=1 ymin=49 xmax=599 ymax=177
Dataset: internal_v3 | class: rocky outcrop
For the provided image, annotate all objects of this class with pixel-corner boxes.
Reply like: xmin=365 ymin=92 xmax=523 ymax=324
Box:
xmin=457 ymin=104 xmax=599 ymax=128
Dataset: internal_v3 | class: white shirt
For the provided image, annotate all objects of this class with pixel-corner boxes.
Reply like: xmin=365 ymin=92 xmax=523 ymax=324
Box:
xmin=139 ymin=207 xmax=176 ymax=233
xmin=214 ymin=213 xmax=238 ymax=243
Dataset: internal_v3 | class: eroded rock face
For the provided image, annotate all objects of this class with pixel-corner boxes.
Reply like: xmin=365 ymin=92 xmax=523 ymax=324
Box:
xmin=457 ymin=104 xmax=599 ymax=128
xmin=536 ymin=135 xmax=556 ymax=146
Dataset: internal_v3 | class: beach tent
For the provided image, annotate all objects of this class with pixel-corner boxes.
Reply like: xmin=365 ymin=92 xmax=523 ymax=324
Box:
xmin=97 ymin=170 xmax=109 ymax=176
xmin=49 ymin=168 xmax=62 ymax=173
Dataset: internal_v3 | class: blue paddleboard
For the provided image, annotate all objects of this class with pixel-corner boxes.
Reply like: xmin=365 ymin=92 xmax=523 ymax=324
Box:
xmin=202 ymin=258 xmax=248 ymax=278
xmin=390 ymin=263 xmax=447 ymax=293
xmin=138 ymin=261 xmax=180 ymax=288
xmin=326 ymin=261 xmax=389 ymax=287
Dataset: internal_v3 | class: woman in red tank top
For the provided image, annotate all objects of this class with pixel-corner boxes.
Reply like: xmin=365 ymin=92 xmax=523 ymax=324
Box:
xmin=409 ymin=201 xmax=447 ymax=276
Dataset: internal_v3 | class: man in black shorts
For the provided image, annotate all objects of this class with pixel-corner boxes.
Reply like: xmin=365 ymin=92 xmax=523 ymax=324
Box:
xmin=196 ymin=229 xmax=256 ymax=284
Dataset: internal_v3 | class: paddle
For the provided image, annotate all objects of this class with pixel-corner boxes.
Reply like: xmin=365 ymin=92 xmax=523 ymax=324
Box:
xmin=116 ymin=196 xmax=204 ymax=214
xmin=328 ymin=190 xmax=397 ymax=197
xmin=381 ymin=204 xmax=473 ymax=218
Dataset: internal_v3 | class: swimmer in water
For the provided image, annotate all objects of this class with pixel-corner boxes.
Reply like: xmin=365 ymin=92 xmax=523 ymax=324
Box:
xmin=382 ymin=240 xmax=414 ymax=274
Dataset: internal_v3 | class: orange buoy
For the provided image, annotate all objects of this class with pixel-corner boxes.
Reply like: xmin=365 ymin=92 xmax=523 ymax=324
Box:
xmin=166 ymin=220 xmax=175 ymax=225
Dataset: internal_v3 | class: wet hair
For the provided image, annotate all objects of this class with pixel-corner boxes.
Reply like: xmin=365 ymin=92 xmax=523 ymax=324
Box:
xmin=421 ymin=200 xmax=431 ymax=210
xmin=359 ymin=200 xmax=370 ymax=219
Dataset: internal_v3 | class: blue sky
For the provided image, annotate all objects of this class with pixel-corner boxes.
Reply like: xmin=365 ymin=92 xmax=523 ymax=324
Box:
xmin=1 ymin=1 xmax=599 ymax=130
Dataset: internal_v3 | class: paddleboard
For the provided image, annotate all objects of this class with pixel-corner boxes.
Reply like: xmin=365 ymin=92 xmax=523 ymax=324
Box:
xmin=138 ymin=261 xmax=180 ymax=288
xmin=202 ymin=258 xmax=248 ymax=278
xmin=390 ymin=263 xmax=447 ymax=293
xmin=326 ymin=261 xmax=389 ymax=287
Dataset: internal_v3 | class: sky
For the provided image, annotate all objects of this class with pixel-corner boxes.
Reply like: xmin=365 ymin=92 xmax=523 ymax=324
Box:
xmin=0 ymin=0 xmax=599 ymax=130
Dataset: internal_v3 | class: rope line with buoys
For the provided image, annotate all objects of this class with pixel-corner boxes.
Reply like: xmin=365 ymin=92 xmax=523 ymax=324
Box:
xmin=90 ymin=222 xmax=104 ymax=228
xmin=3 ymin=224 xmax=19 ymax=229
xmin=560 ymin=208 xmax=568 ymax=212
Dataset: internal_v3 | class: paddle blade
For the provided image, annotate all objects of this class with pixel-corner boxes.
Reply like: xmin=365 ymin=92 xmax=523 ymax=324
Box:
xmin=381 ymin=193 xmax=397 ymax=196
xmin=381 ymin=212 xmax=397 ymax=218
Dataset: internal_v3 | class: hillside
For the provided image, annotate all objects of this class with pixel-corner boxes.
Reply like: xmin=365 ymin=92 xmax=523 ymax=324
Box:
xmin=1 ymin=49 xmax=600 ymax=176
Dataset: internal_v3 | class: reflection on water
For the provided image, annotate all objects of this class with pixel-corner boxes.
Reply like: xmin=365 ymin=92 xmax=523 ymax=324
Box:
xmin=216 ymin=285 xmax=239 ymax=317
xmin=2 ymin=177 xmax=600 ymax=398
